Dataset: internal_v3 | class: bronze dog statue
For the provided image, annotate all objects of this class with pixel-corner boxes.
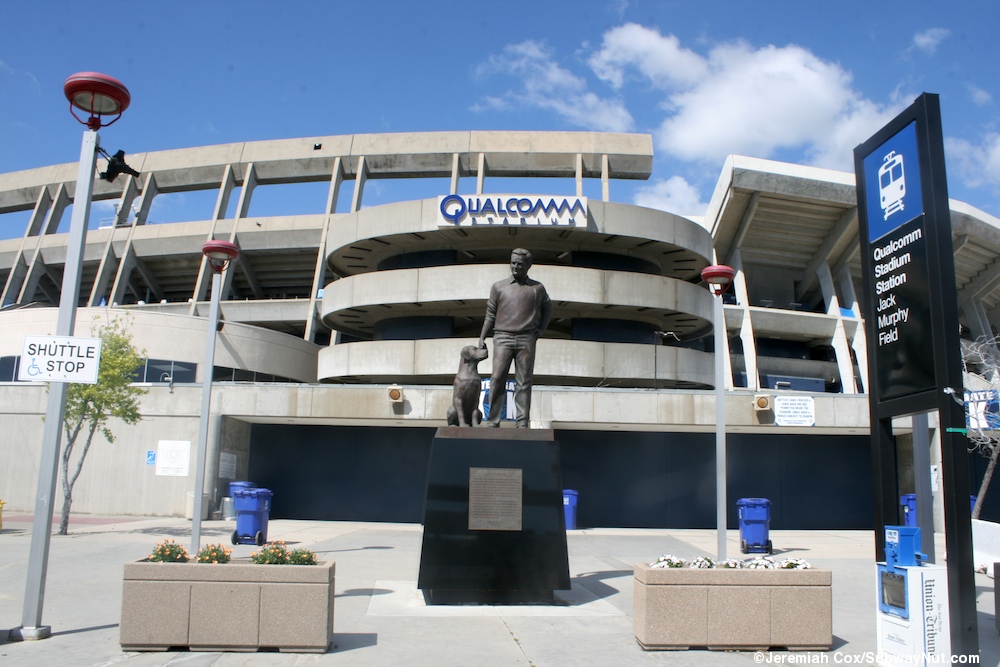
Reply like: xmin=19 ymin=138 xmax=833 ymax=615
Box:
xmin=446 ymin=345 xmax=489 ymax=426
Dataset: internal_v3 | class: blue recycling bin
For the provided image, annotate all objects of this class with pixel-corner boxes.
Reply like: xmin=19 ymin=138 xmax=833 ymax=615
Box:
xmin=231 ymin=487 xmax=272 ymax=546
xmin=563 ymin=489 xmax=579 ymax=530
xmin=229 ymin=480 xmax=256 ymax=498
xmin=737 ymin=498 xmax=772 ymax=554
xmin=902 ymin=493 xmax=978 ymax=526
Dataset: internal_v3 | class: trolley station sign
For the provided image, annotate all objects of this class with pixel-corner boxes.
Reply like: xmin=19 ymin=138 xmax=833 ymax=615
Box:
xmin=19 ymin=335 xmax=102 ymax=384
xmin=858 ymin=120 xmax=935 ymax=401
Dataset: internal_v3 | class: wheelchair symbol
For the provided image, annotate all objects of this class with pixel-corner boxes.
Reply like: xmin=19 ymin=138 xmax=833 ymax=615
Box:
xmin=26 ymin=358 xmax=41 ymax=377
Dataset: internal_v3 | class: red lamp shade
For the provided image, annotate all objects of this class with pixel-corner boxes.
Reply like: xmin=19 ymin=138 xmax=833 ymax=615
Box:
xmin=701 ymin=264 xmax=736 ymax=296
xmin=202 ymin=240 xmax=240 ymax=273
xmin=64 ymin=72 xmax=131 ymax=130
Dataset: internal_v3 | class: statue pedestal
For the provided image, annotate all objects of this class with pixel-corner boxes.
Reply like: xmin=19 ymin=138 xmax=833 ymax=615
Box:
xmin=417 ymin=427 xmax=570 ymax=604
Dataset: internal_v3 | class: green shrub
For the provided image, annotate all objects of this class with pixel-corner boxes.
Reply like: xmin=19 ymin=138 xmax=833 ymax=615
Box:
xmin=196 ymin=543 xmax=232 ymax=564
xmin=250 ymin=541 xmax=289 ymax=564
xmin=148 ymin=539 xmax=189 ymax=563
xmin=288 ymin=548 xmax=318 ymax=565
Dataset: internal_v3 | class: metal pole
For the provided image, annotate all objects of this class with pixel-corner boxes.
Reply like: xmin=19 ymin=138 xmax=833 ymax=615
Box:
xmin=911 ymin=412 xmax=935 ymax=563
xmin=191 ymin=269 xmax=222 ymax=554
xmin=714 ymin=294 xmax=727 ymax=561
xmin=19 ymin=130 xmax=99 ymax=639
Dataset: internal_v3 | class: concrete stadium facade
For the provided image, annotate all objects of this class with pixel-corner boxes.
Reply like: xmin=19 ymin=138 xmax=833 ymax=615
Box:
xmin=0 ymin=131 xmax=997 ymax=527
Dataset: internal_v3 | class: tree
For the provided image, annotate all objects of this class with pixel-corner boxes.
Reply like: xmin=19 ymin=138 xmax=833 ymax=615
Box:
xmin=58 ymin=317 xmax=146 ymax=535
xmin=961 ymin=335 xmax=1000 ymax=520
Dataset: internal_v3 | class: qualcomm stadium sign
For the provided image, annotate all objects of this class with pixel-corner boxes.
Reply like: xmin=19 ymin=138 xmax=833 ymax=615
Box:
xmin=438 ymin=194 xmax=586 ymax=227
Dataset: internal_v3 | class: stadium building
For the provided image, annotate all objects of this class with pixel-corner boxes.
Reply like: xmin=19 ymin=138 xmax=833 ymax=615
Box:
xmin=1 ymin=131 xmax=997 ymax=527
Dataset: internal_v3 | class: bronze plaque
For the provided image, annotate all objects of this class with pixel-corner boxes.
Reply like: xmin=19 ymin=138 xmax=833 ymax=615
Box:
xmin=468 ymin=467 xmax=523 ymax=531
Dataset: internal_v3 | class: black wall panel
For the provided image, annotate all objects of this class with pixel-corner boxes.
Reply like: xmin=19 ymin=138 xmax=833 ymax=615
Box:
xmin=247 ymin=425 xmax=879 ymax=528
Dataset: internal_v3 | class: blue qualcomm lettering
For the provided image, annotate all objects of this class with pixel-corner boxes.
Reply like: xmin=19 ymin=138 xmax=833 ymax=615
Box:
xmin=440 ymin=195 xmax=585 ymax=224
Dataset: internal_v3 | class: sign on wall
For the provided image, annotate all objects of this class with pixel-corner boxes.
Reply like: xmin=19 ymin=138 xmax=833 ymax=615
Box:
xmin=155 ymin=440 xmax=190 ymax=477
xmin=439 ymin=194 xmax=586 ymax=227
xmin=19 ymin=335 xmax=102 ymax=384
xmin=773 ymin=395 xmax=816 ymax=427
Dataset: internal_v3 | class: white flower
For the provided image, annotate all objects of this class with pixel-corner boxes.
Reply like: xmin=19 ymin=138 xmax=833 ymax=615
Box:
xmin=744 ymin=556 xmax=778 ymax=569
xmin=718 ymin=558 xmax=744 ymax=569
xmin=779 ymin=558 xmax=812 ymax=569
xmin=688 ymin=556 xmax=715 ymax=569
xmin=650 ymin=554 xmax=687 ymax=568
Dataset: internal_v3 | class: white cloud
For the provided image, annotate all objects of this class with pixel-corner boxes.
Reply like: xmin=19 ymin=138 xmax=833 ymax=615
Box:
xmin=473 ymin=41 xmax=634 ymax=132
xmin=476 ymin=26 xmax=926 ymax=198
xmin=946 ymin=135 xmax=1000 ymax=192
xmin=586 ymin=30 xmax=906 ymax=171
xmin=633 ymin=176 xmax=708 ymax=217
xmin=912 ymin=28 xmax=950 ymax=55
xmin=589 ymin=23 xmax=708 ymax=90
xmin=969 ymin=84 xmax=993 ymax=107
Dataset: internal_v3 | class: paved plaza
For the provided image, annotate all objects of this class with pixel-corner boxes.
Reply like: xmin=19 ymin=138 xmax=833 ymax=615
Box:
xmin=0 ymin=514 xmax=997 ymax=666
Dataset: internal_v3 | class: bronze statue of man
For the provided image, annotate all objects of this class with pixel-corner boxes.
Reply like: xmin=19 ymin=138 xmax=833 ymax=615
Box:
xmin=478 ymin=248 xmax=552 ymax=428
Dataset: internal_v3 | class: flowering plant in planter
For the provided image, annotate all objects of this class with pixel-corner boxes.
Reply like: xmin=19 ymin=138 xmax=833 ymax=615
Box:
xmin=148 ymin=539 xmax=189 ymax=563
xmin=688 ymin=556 xmax=715 ymax=569
xmin=648 ymin=554 xmax=812 ymax=570
xmin=196 ymin=543 xmax=232 ymax=564
xmin=288 ymin=547 xmax=318 ymax=565
xmin=649 ymin=554 xmax=686 ymax=569
xmin=249 ymin=541 xmax=319 ymax=565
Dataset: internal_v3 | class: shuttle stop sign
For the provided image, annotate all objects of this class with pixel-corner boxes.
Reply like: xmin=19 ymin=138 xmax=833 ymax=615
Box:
xmin=19 ymin=335 xmax=102 ymax=384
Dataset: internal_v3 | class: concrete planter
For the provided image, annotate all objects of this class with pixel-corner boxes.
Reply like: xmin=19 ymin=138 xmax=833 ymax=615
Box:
xmin=120 ymin=560 xmax=335 ymax=653
xmin=633 ymin=563 xmax=832 ymax=651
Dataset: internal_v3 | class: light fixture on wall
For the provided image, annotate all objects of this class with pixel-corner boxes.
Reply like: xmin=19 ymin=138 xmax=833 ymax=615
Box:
xmin=753 ymin=394 xmax=772 ymax=411
xmin=388 ymin=385 xmax=404 ymax=403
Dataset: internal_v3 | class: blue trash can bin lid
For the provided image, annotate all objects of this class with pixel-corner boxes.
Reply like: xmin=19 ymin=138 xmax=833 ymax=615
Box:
xmin=737 ymin=497 xmax=770 ymax=506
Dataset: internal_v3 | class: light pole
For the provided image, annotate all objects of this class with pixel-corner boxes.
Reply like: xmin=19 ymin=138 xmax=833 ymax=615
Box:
xmin=17 ymin=73 xmax=130 ymax=641
xmin=701 ymin=264 xmax=735 ymax=561
xmin=191 ymin=240 xmax=240 ymax=555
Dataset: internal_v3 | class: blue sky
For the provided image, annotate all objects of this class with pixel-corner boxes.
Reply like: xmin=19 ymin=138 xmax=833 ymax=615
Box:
xmin=2 ymin=0 xmax=999 ymax=228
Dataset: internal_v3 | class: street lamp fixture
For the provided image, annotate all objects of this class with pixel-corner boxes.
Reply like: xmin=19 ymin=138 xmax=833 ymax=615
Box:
xmin=701 ymin=264 xmax=736 ymax=296
xmin=191 ymin=240 xmax=240 ymax=555
xmin=64 ymin=71 xmax=131 ymax=131
xmin=203 ymin=240 xmax=241 ymax=272
xmin=701 ymin=264 xmax=736 ymax=561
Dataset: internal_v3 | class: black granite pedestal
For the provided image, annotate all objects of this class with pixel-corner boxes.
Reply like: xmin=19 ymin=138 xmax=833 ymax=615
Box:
xmin=417 ymin=427 xmax=571 ymax=604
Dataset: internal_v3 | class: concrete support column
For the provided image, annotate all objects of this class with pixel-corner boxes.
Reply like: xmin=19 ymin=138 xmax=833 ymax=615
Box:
xmin=2 ymin=187 xmax=51 ymax=306
xmin=836 ymin=264 xmax=869 ymax=394
xmin=14 ymin=185 xmax=70 ymax=305
xmin=601 ymin=154 xmax=609 ymax=202
xmin=476 ymin=153 xmax=486 ymax=195
xmin=450 ymin=153 xmax=461 ymax=195
xmin=575 ymin=153 xmax=583 ymax=197
xmin=213 ymin=165 xmax=238 ymax=221
xmin=305 ymin=156 xmax=343 ymax=342
xmin=962 ymin=298 xmax=996 ymax=344
xmin=218 ymin=163 xmax=257 ymax=301
xmin=729 ymin=250 xmax=758 ymax=391
xmin=817 ymin=261 xmax=859 ymax=393
xmin=89 ymin=173 xmax=141 ymax=306
xmin=351 ymin=156 xmax=367 ymax=212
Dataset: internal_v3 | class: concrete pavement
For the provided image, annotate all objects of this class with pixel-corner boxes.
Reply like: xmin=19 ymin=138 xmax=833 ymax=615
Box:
xmin=0 ymin=514 xmax=996 ymax=667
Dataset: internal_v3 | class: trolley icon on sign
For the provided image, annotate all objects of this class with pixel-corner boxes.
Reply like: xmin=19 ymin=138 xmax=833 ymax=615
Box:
xmin=878 ymin=151 xmax=906 ymax=221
